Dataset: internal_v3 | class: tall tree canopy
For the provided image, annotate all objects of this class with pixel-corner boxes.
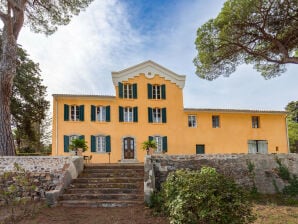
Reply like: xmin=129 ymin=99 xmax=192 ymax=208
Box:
xmin=11 ymin=47 xmax=49 ymax=152
xmin=194 ymin=0 xmax=298 ymax=80
xmin=0 ymin=0 xmax=94 ymax=156
xmin=286 ymin=101 xmax=298 ymax=153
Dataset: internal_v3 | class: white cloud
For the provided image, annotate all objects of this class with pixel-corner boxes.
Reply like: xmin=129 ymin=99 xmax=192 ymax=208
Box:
xmin=17 ymin=0 xmax=298 ymax=111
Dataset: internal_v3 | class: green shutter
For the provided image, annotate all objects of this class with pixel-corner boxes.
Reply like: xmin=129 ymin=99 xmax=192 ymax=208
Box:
xmin=79 ymin=105 xmax=84 ymax=121
xmin=64 ymin=135 xmax=69 ymax=152
xmin=119 ymin=106 xmax=124 ymax=122
xmin=106 ymin=136 xmax=111 ymax=152
xmin=149 ymin=136 xmax=153 ymax=142
xmin=79 ymin=135 xmax=84 ymax=140
xmin=133 ymin=83 xmax=137 ymax=99
xmin=162 ymin=108 xmax=167 ymax=123
xmin=106 ymin=106 xmax=111 ymax=122
xmin=91 ymin=105 xmax=96 ymax=121
xmin=147 ymin=84 xmax=152 ymax=99
xmin=133 ymin=107 xmax=138 ymax=122
xmin=64 ymin=104 xmax=69 ymax=121
xmin=91 ymin=135 xmax=96 ymax=152
xmin=162 ymin=136 xmax=168 ymax=152
xmin=161 ymin=84 xmax=166 ymax=99
xmin=118 ymin=82 xmax=123 ymax=98
xmin=196 ymin=145 xmax=205 ymax=154
xmin=148 ymin=107 xmax=153 ymax=123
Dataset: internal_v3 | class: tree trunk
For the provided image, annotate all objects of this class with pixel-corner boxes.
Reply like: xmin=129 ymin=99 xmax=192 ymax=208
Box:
xmin=0 ymin=25 xmax=17 ymax=156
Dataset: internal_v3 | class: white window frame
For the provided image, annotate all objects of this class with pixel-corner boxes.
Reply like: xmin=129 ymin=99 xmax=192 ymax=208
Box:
xmin=123 ymin=84 xmax=133 ymax=99
xmin=69 ymin=135 xmax=79 ymax=145
xmin=152 ymin=85 xmax=161 ymax=99
xmin=153 ymin=108 xmax=161 ymax=123
xmin=96 ymin=106 xmax=106 ymax=122
xmin=70 ymin=105 xmax=80 ymax=121
xmin=188 ymin=115 xmax=197 ymax=127
xmin=124 ymin=107 xmax=133 ymax=122
xmin=153 ymin=136 xmax=163 ymax=153
xmin=96 ymin=135 xmax=106 ymax=153
xmin=248 ymin=140 xmax=268 ymax=154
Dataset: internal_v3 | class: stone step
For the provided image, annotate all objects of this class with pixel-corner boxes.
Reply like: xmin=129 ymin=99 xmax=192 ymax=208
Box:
xmin=60 ymin=193 xmax=144 ymax=201
xmin=60 ymin=199 xmax=144 ymax=208
xmin=70 ymin=182 xmax=142 ymax=189
xmin=72 ymin=177 xmax=143 ymax=184
xmin=79 ymin=172 xmax=143 ymax=178
xmin=65 ymin=188 xmax=141 ymax=194
xmin=84 ymin=165 xmax=144 ymax=170
xmin=81 ymin=169 xmax=144 ymax=174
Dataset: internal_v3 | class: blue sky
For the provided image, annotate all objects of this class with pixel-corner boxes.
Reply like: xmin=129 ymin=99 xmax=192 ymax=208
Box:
xmin=18 ymin=0 xmax=297 ymax=110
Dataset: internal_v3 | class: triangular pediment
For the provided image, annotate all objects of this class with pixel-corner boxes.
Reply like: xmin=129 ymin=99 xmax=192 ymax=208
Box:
xmin=111 ymin=60 xmax=186 ymax=88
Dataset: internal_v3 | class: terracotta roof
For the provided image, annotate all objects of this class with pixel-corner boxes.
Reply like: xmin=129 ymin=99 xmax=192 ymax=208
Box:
xmin=184 ymin=108 xmax=286 ymax=114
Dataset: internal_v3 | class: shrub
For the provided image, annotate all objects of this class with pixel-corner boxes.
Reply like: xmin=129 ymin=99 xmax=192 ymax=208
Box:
xmin=161 ymin=167 xmax=255 ymax=224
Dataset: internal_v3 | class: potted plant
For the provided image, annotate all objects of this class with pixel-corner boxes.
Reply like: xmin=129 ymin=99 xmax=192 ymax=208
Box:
xmin=69 ymin=138 xmax=88 ymax=156
xmin=142 ymin=140 xmax=157 ymax=155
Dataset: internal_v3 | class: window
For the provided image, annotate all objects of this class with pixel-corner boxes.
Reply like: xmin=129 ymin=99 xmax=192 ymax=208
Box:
xmin=196 ymin=144 xmax=205 ymax=154
xmin=91 ymin=105 xmax=110 ymax=122
xmin=148 ymin=107 xmax=166 ymax=123
xmin=212 ymin=115 xmax=220 ymax=128
xmin=63 ymin=135 xmax=84 ymax=152
xmin=118 ymin=82 xmax=137 ymax=99
xmin=149 ymin=136 xmax=168 ymax=153
xmin=147 ymin=84 xmax=166 ymax=99
xmin=119 ymin=106 xmax=138 ymax=122
xmin=252 ymin=116 xmax=260 ymax=128
xmin=64 ymin=104 xmax=84 ymax=121
xmin=188 ymin=115 xmax=197 ymax=127
xmin=124 ymin=107 xmax=133 ymax=122
xmin=91 ymin=135 xmax=111 ymax=153
xmin=153 ymin=108 xmax=161 ymax=123
xmin=248 ymin=140 xmax=268 ymax=154
xmin=153 ymin=85 xmax=161 ymax=99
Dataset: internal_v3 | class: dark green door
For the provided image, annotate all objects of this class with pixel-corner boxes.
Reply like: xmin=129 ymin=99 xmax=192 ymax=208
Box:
xmin=196 ymin=144 xmax=205 ymax=154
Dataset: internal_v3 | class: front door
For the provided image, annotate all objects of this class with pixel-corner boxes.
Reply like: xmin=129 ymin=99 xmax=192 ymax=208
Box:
xmin=124 ymin=137 xmax=134 ymax=159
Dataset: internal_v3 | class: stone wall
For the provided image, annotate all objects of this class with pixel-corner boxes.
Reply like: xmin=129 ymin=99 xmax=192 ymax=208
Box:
xmin=144 ymin=154 xmax=298 ymax=202
xmin=0 ymin=156 xmax=84 ymax=206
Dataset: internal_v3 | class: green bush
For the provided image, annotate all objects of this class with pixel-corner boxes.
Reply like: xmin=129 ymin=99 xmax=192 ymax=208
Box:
xmin=161 ymin=167 xmax=255 ymax=224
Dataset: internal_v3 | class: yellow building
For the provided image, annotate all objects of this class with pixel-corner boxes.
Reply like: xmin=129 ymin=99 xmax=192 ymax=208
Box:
xmin=52 ymin=61 xmax=289 ymax=163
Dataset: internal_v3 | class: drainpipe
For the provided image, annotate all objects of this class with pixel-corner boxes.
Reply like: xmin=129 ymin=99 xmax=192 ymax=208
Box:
xmin=285 ymin=115 xmax=290 ymax=153
xmin=56 ymin=98 xmax=58 ymax=156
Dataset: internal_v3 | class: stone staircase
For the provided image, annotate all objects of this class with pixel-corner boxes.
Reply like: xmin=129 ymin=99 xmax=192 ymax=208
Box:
xmin=59 ymin=164 xmax=144 ymax=207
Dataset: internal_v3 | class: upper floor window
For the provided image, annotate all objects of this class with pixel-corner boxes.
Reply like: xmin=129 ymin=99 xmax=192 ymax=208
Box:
xmin=119 ymin=106 xmax=138 ymax=122
xmin=118 ymin=82 xmax=137 ymax=99
xmin=188 ymin=115 xmax=197 ymax=127
xmin=148 ymin=107 xmax=167 ymax=123
xmin=91 ymin=135 xmax=111 ymax=153
xmin=149 ymin=136 xmax=168 ymax=153
xmin=91 ymin=105 xmax=110 ymax=122
xmin=252 ymin=116 xmax=260 ymax=128
xmin=64 ymin=104 xmax=84 ymax=121
xmin=63 ymin=135 xmax=84 ymax=152
xmin=212 ymin=115 xmax=220 ymax=128
xmin=147 ymin=84 xmax=166 ymax=99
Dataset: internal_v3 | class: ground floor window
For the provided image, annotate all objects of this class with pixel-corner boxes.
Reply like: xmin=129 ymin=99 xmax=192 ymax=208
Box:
xmin=149 ymin=136 xmax=168 ymax=153
xmin=91 ymin=135 xmax=111 ymax=153
xmin=248 ymin=140 xmax=268 ymax=153
xmin=196 ymin=144 xmax=205 ymax=154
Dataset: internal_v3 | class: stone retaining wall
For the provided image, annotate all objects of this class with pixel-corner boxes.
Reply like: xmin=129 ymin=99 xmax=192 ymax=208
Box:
xmin=0 ymin=156 xmax=84 ymax=206
xmin=144 ymin=154 xmax=298 ymax=202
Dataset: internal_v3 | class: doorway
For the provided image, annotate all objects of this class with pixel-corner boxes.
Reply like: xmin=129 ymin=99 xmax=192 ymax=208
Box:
xmin=123 ymin=137 xmax=135 ymax=159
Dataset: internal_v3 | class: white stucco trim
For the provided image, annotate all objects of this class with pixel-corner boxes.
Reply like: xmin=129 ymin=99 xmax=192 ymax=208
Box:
xmin=112 ymin=60 xmax=186 ymax=88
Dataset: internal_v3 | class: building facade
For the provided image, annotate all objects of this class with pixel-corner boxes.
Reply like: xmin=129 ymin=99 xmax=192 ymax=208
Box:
xmin=52 ymin=61 xmax=289 ymax=163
